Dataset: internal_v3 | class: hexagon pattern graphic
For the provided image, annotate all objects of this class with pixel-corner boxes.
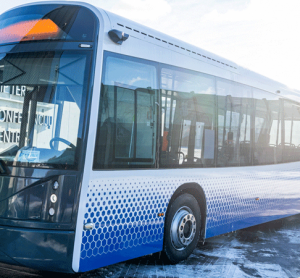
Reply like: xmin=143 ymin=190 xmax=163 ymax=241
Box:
xmin=80 ymin=163 xmax=300 ymax=263
xmin=81 ymin=179 xmax=167 ymax=261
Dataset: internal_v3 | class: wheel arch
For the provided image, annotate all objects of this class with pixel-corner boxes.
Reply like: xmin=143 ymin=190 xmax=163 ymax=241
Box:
xmin=165 ymin=183 xmax=207 ymax=241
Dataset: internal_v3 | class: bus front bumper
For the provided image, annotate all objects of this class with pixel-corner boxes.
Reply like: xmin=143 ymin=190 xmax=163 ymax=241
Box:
xmin=0 ymin=225 xmax=75 ymax=273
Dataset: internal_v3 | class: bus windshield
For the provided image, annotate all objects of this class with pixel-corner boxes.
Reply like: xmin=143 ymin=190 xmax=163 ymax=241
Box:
xmin=0 ymin=50 xmax=91 ymax=169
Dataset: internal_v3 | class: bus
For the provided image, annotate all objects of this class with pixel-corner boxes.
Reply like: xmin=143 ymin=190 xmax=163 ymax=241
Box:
xmin=0 ymin=1 xmax=299 ymax=273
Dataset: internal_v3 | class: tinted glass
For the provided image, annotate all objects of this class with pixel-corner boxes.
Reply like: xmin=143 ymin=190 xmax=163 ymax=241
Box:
xmin=93 ymin=53 xmax=158 ymax=169
xmin=0 ymin=5 xmax=96 ymax=45
xmin=0 ymin=51 xmax=91 ymax=169
xmin=238 ymin=84 xmax=253 ymax=166
xmin=217 ymin=80 xmax=239 ymax=166
xmin=94 ymin=55 xmax=300 ymax=170
xmin=217 ymin=80 xmax=253 ymax=166
xmin=282 ymin=100 xmax=300 ymax=162
xmin=160 ymin=67 xmax=216 ymax=168
xmin=253 ymin=89 xmax=282 ymax=165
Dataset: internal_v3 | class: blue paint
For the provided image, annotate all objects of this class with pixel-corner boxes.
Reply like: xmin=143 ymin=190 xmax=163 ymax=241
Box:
xmin=80 ymin=165 xmax=300 ymax=271
xmin=79 ymin=240 xmax=162 ymax=272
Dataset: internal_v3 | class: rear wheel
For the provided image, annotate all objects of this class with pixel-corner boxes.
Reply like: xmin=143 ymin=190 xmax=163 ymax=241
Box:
xmin=163 ymin=193 xmax=201 ymax=263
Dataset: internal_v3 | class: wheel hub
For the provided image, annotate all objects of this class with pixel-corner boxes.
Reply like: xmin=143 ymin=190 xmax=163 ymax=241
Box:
xmin=170 ymin=207 xmax=197 ymax=250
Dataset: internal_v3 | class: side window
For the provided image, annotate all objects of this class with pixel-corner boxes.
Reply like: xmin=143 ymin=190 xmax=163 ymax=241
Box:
xmin=217 ymin=80 xmax=252 ymax=166
xmin=253 ymin=89 xmax=282 ymax=165
xmin=93 ymin=53 xmax=158 ymax=169
xmin=238 ymin=84 xmax=253 ymax=166
xmin=160 ymin=67 xmax=216 ymax=168
xmin=282 ymin=100 xmax=300 ymax=162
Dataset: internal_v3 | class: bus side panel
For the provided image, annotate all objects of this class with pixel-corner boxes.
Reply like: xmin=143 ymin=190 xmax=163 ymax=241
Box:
xmin=77 ymin=162 xmax=300 ymax=272
xmin=204 ymin=163 xmax=300 ymax=238
xmin=78 ymin=177 xmax=166 ymax=272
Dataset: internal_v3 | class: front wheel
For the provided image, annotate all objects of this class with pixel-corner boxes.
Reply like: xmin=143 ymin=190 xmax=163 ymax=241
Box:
xmin=163 ymin=193 xmax=201 ymax=263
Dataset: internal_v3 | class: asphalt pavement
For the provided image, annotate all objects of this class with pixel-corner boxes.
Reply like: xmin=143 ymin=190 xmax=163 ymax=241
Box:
xmin=1 ymin=214 xmax=300 ymax=278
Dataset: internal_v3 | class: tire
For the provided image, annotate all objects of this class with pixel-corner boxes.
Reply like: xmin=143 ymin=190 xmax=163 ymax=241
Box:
xmin=163 ymin=193 xmax=201 ymax=264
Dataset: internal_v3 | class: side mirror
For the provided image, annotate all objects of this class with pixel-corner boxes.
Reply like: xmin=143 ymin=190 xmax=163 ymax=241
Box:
xmin=108 ymin=29 xmax=129 ymax=45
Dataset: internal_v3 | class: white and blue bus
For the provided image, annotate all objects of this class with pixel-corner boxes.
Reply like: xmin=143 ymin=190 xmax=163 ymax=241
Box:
xmin=0 ymin=1 xmax=300 ymax=273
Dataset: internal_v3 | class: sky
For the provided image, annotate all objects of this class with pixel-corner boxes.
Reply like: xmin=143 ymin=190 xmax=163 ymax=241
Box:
xmin=2 ymin=0 xmax=300 ymax=91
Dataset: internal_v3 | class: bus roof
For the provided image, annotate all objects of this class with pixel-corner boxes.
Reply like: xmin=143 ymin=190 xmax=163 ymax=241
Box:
xmin=6 ymin=1 xmax=300 ymax=102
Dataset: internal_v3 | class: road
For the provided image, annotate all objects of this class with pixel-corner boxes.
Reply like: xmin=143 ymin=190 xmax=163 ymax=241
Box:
xmin=1 ymin=214 xmax=300 ymax=278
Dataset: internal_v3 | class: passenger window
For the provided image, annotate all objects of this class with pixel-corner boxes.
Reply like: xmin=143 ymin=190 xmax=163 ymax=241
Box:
xmin=237 ymin=84 xmax=252 ymax=166
xmin=93 ymin=54 xmax=158 ymax=169
xmin=160 ymin=67 xmax=216 ymax=168
xmin=253 ymin=89 xmax=282 ymax=165
xmin=217 ymin=80 xmax=252 ymax=166
xmin=282 ymin=100 xmax=300 ymax=162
